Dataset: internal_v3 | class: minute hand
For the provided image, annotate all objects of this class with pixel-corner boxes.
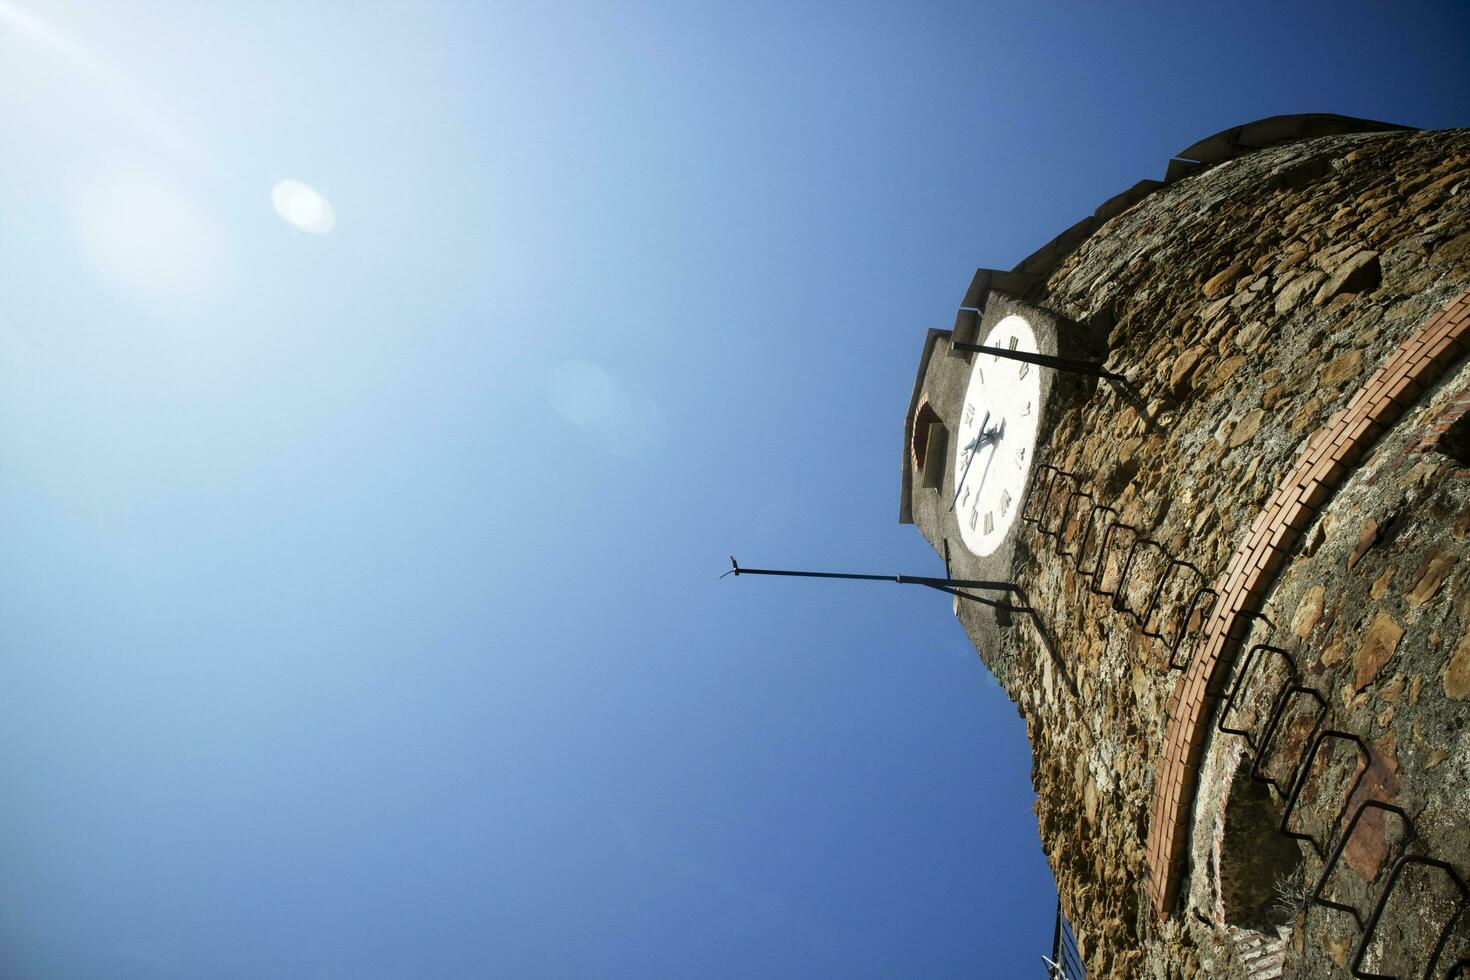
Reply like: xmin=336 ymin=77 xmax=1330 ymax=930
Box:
xmin=970 ymin=417 xmax=1005 ymax=500
xmin=950 ymin=410 xmax=989 ymax=512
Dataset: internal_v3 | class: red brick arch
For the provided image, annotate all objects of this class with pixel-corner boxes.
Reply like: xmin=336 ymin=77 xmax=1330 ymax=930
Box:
xmin=911 ymin=399 xmax=943 ymax=470
xmin=1144 ymin=289 xmax=1470 ymax=916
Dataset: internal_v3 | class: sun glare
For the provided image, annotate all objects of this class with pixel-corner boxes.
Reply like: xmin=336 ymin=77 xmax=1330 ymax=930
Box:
xmin=72 ymin=171 xmax=225 ymax=302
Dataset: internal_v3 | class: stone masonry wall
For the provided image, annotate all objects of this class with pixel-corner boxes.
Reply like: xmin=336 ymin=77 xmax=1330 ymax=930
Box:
xmin=993 ymin=127 xmax=1470 ymax=978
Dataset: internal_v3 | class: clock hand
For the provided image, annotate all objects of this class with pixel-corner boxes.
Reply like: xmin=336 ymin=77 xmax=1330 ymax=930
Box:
xmin=950 ymin=438 xmax=981 ymax=512
xmin=971 ymin=417 xmax=1005 ymax=501
xmin=950 ymin=410 xmax=989 ymax=511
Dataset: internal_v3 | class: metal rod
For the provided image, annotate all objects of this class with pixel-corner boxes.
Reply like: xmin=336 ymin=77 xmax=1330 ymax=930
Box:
xmin=1309 ymin=799 xmax=1413 ymax=928
xmin=950 ymin=341 xmax=1126 ymax=381
xmin=1217 ymin=644 xmax=1295 ymax=751
xmin=1051 ymin=900 xmax=1063 ymax=964
xmin=1351 ymin=853 xmax=1468 ymax=980
xmin=919 ymin=582 xmax=1031 ymax=613
xmin=725 ymin=557 xmax=1020 ymax=593
xmin=1250 ymin=685 xmax=1327 ymax=794
xmin=1278 ymin=729 xmax=1369 ymax=860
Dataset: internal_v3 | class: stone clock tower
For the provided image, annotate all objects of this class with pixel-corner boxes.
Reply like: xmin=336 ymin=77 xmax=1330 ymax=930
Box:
xmin=901 ymin=115 xmax=1470 ymax=979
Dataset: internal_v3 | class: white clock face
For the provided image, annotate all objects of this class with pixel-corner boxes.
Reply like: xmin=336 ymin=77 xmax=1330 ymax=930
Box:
xmin=952 ymin=314 xmax=1042 ymax=557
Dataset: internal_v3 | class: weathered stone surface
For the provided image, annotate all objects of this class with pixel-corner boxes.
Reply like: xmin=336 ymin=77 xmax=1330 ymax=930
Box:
xmin=1274 ymin=270 xmax=1326 ymax=315
xmin=1232 ymin=320 xmax=1270 ymax=351
xmin=1321 ymin=349 xmax=1365 ymax=387
xmin=1406 ymin=548 xmax=1456 ymax=605
xmin=1293 ymin=585 xmax=1325 ymax=639
xmin=1210 ymin=353 xmax=1248 ymax=388
xmin=1203 ymin=261 xmax=1248 ymax=298
xmin=1433 ymin=230 xmax=1470 ymax=265
xmin=1354 ymin=611 xmax=1405 ymax=690
xmin=1170 ymin=346 xmax=1206 ymax=395
xmin=1349 ymin=519 xmax=1382 ymax=569
xmin=1445 ymin=632 xmax=1470 ymax=700
xmin=1320 ymin=632 xmax=1346 ymax=668
xmin=1342 ymin=739 xmax=1401 ymax=880
xmin=1314 ymin=249 xmax=1381 ymax=304
xmin=1229 ymin=409 xmax=1265 ymax=448
xmin=1369 ymin=567 xmax=1392 ymax=598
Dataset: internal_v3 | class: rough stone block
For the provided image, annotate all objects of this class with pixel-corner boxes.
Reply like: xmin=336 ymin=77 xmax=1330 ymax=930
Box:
xmin=1353 ymin=610 xmax=1405 ymax=690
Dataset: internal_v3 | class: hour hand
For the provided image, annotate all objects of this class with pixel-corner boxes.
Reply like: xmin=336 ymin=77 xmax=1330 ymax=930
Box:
xmin=950 ymin=410 xmax=989 ymax=511
xmin=969 ymin=411 xmax=991 ymax=454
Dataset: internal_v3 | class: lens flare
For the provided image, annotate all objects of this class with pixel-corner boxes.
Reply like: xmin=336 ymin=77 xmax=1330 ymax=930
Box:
xmin=271 ymin=179 xmax=336 ymax=234
xmin=547 ymin=360 xmax=667 ymax=458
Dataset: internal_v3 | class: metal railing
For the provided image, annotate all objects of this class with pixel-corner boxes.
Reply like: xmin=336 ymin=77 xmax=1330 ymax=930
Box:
xmin=1046 ymin=899 xmax=1086 ymax=978
xmin=1198 ymin=622 xmax=1466 ymax=977
xmin=1019 ymin=459 xmax=1470 ymax=978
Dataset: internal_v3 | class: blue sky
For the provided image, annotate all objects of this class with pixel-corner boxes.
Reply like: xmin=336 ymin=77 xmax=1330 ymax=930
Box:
xmin=0 ymin=2 xmax=1466 ymax=977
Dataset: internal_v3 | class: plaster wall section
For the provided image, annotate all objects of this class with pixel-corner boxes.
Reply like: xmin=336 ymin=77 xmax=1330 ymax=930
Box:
xmin=906 ymin=293 xmax=1089 ymax=688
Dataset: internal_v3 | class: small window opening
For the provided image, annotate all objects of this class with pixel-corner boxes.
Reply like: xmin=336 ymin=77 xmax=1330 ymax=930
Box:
xmin=912 ymin=403 xmax=948 ymax=490
xmin=1219 ymin=770 xmax=1305 ymax=931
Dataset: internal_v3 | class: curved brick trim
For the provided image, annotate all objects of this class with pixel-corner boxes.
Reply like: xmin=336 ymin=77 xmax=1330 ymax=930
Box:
xmin=1143 ymin=288 xmax=1470 ymax=918
xmin=912 ymin=399 xmax=942 ymax=470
